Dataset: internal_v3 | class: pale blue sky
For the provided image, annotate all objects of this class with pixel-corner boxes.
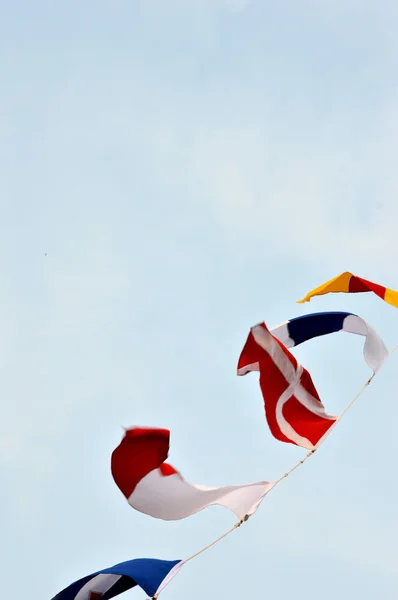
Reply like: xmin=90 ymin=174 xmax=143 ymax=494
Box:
xmin=1 ymin=1 xmax=398 ymax=598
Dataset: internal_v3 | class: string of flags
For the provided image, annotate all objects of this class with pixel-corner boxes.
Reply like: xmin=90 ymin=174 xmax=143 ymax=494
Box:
xmin=51 ymin=273 xmax=397 ymax=600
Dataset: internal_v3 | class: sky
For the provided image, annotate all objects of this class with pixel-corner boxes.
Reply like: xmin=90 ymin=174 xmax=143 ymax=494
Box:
xmin=1 ymin=1 xmax=398 ymax=598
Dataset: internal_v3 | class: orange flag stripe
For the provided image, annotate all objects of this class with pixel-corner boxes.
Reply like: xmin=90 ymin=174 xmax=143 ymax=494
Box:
xmin=297 ymin=271 xmax=398 ymax=308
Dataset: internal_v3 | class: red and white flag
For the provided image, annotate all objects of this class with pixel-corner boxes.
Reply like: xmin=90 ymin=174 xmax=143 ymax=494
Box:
xmin=238 ymin=322 xmax=337 ymax=449
xmin=111 ymin=427 xmax=274 ymax=521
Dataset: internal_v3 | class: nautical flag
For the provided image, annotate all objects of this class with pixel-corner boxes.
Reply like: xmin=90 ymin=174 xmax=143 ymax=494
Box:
xmin=51 ymin=557 xmax=184 ymax=600
xmin=270 ymin=311 xmax=387 ymax=373
xmin=111 ymin=427 xmax=274 ymax=521
xmin=297 ymin=272 xmax=398 ymax=308
xmin=238 ymin=321 xmax=337 ymax=449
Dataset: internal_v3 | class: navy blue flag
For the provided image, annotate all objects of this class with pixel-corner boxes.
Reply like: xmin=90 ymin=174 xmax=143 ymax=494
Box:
xmin=270 ymin=311 xmax=387 ymax=372
xmin=51 ymin=557 xmax=183 ymax=599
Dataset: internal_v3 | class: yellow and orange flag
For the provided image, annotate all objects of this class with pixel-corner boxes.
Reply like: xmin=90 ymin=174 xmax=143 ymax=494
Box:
xmin=297 ymin=271 xmax=398 ymax=308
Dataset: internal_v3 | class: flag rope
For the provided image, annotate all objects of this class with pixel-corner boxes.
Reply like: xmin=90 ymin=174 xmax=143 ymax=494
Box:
xmin=153 ymin=345 xmax=397 ymax=599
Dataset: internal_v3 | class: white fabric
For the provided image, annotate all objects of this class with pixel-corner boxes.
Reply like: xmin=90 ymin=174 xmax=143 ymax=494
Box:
xmin=237 ymin=360 xmax=260 ymax=375
xmin=74 ymin=574 xmax=121 ymax=600
xmin=154 ymin=560 xmax=187 ymax=597
xmin=128 ymin=469 xmax=275 ymax=521
xmin=269 ymin=321 xmax=293 ymax=348
xmin=342 ymin=314 xmax=388 ymax=373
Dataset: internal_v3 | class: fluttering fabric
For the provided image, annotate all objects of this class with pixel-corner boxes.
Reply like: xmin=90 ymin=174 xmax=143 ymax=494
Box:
xmin=238 ymin=321 xmax=336 ymax=449
xmin=238 ymin=313 xmax=387 ymax=449
xmin=297 ymin=272 xmax=398 ymax=308
xmin=111 ymin=427 xmax=274 ymax=521
xmin=51 ymin=557 xmax=183 ymax=600
xmin=270 ymin=311 xmax=388 ymax=373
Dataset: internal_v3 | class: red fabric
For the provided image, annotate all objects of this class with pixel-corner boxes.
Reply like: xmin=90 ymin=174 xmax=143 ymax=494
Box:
xmin=349 ymin=276 xmax=386 ymax=299
xmin=238 ymin=323 xmax=336 ymax=447
xmin=281 ymin=369 xmax=335 ymax=447
xmin=111 ymin=427 xmax=171 ymax=498
xmin=159 ymin=463 xmax=178 ymax=476
xmin=238 ymin=329 xmax=262 ymax=372
xmin=252 ymin=331 xmax=296 ymax=445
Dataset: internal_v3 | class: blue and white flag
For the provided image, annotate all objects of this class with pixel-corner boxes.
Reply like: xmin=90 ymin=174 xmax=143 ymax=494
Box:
xmin=270 ymin=311 xmax=387 ymax=373
xmin=51 ymin=557 xmax=184 ymax=600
